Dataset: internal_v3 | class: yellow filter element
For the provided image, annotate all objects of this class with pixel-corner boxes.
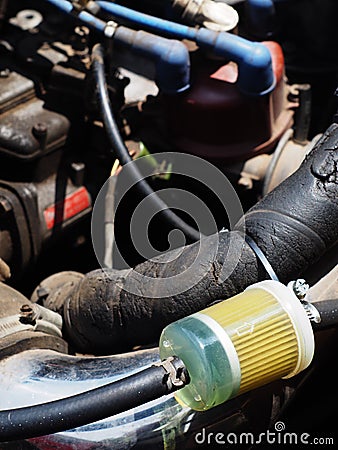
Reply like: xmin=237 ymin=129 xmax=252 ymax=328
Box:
xmin=160 ymin=280 xmax=314 ymax=411
xmin=200 ymin=281 xmax=314 ymax=394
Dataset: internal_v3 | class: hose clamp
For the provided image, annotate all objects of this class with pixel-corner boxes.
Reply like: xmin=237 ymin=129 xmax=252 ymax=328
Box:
xmin=244 ymin=234 xmax=279 ymax=282
xmin=301 ymin=301 xmax=321 ymax=324
xmin=290 ymin=278 xmax=309 ymax=299
xmin=104 ymin=21 xmax=118 ymax=39
xmin=287 ymin=279 xmax=321 ymax=325
xmin=155 ymin=356 xmax=190 ymax=391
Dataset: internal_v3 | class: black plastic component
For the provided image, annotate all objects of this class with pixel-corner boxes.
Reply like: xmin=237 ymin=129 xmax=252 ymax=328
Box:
xmin=312 ymin=299 xmax=338 ymax=331
xmin=0 ymin=177 xmax=92 ymax=279
xmin=0 ymin=183 xmax=34 ymax=274
xmin=293 ymin=84 xmax=312 ymax=144
xmin=0 ymin=70 xmax=35 ymax=114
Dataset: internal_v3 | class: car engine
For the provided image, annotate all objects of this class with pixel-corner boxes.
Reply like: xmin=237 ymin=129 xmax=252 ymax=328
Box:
xmin=0 ymin=0 xmax=337 ymax=448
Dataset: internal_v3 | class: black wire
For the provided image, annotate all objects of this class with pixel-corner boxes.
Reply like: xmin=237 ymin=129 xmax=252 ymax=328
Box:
xmin=91 ymin=44 xmax=201 ymax=243
xmin=0 ymin=357 xmax=188 ymax=442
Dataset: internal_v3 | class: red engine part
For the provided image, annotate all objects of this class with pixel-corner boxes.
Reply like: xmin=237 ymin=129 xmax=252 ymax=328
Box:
xmin=164 ymin=41 xmax=295 ymax=163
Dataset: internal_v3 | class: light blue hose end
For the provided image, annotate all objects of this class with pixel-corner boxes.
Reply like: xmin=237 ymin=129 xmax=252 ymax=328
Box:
xmin=246 ymin=0 xmax=277 ymax=38
xmin=237 ymin=41 xmax=276 ymax=96
xmin=97 ymin=0 xmax=275 ymax=96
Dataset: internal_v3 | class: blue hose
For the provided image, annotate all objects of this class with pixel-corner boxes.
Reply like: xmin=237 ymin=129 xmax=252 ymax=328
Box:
xmin=96 ymin=0 xmax=275 ymax=95
xmin=113 ymin=28 xmax=190 ymax=93
xmin=44 ymin=0 xmax=190 ymax=93
xmin=246 ymin=0 xmax=276 ymax=36
xmin=46 ymin=0 xmax=106 ymax=31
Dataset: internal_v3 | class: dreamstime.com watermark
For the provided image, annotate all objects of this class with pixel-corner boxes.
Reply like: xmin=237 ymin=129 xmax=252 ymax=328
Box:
xmin=194 ymin=422 xmax=334 ymax=446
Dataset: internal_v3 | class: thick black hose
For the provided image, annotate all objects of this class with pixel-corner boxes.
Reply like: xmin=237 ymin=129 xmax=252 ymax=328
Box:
xmin=239 ymin=125 xmax=338 ymax=281
xmin=312 ymin=300 xmax=338 ymax=331
xmin=46 ymin=123 xmax=338 ymax=353
xmin=0 ymin=357 xmax=188 ymax=442
xmin=92 ymin=44 xmax=200 ymax=243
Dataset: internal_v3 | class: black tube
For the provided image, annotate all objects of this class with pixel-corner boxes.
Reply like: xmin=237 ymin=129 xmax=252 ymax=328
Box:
xmin=92 ymin=44 xmax=200 ymax=243
xmin=239 ymin=124 xmax=338 ymax=282
xmin=312 ymin=300 xmax=338 ymax=331
xmin=293 ymin=84 xmax=312 ymax=144
xmin=47 ymin=123 xmax=338 ymax=353
xmin=0 ymin=357 xmax=188 ymax=442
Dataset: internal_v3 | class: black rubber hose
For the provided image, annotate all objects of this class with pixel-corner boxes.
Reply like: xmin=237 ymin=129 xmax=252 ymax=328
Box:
xmin=0 ymin=357 xmax=188 ymax=442
xmin=239 ymin=124 xmax=338 ymax=282
xmin=312 ymin=300 xmax=338 ymax=331
xmin=47 ymin=123 xmax=338 ymax=353
xmin=92 ymin=44 xmax=200 ymax=243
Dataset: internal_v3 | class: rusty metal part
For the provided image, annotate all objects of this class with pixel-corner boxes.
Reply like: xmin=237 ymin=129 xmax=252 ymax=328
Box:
xmin=0 ymin=70 xmax=35 ymax=114
xmin=224 ymin=132 xmax=323 ymax=197
xmin=0 ymin=95 xmax=70 ymax=161
xmin=0 ymin=282 xmax=67 ymax=358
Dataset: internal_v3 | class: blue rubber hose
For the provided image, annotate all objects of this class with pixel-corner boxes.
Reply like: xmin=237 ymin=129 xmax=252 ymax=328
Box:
xmin=45 ymin=0 xmax=191 ymax=94
xmin=96 ymin=0 xmax=275 ymax=95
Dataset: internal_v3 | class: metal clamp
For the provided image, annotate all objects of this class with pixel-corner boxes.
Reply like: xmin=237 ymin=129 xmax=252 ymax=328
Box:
xmin=302 ymin=301 xmax=321 ymax=324
xmin=155 ymin=356 xmax=189 ymax=391
xmin=245 ymin=234 xmax=279 ymax=282
xmin=288 ymin=279 xmax=321 ymax=325
xmin=104 ymin=21 xmax=118 ymax=39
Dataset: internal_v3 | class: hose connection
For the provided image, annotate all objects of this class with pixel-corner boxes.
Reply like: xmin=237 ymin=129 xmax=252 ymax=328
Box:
xmin=155 ymin=356 xmax=190 ymax=391
xmin=288 ymin=279 xmax=321 ymax=325
xmin=104 ymin=20 xmax=118 ymax=38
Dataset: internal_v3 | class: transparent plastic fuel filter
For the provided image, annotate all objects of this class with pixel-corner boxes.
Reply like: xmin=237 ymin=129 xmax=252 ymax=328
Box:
xmin=159 ymin=280 xmax=314 ymax=411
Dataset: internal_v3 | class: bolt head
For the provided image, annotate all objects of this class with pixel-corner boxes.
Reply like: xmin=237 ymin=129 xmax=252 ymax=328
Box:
xmin=293 ymin=279 xmax=309 ymax=298
xmin=20 ymin=304 xmax=35 ymax=324
xmin=32 ymin=122 xmax=48 ymax=137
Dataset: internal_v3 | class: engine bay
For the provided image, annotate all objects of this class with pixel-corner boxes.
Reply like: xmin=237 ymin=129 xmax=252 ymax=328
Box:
xmin=0 ymin=0 xmax=337 ymax=448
